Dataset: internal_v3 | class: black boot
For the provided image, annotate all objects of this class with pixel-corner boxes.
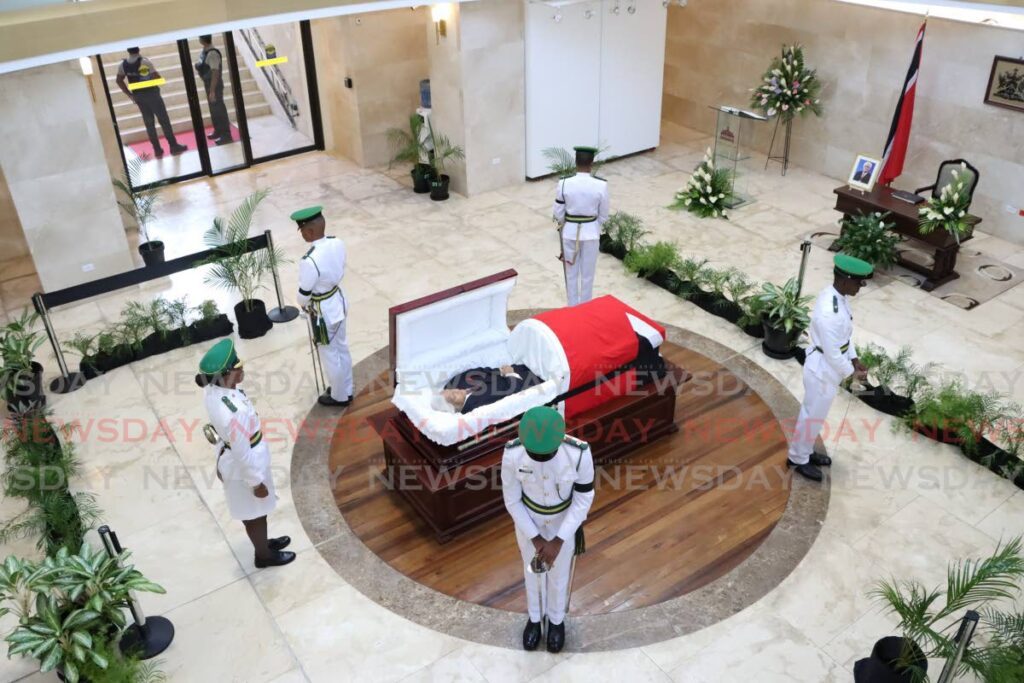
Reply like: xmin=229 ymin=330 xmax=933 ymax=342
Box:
xmin=255 ymin=550 xmax=296 ymax=568
xmin=809 ymin=451 xmax=832 ymax=467
xmin=522 ymin=620 xmax=542 ymax=651
xmin=546 ymin=620 xmax=565 ymax=653
xmin=787 ymin=459 xmax=823 ymax=482
xmin=268 ymin=536 xmax=291 ymax=551
xmin=318 ymin=389 xmax=352 ymax=407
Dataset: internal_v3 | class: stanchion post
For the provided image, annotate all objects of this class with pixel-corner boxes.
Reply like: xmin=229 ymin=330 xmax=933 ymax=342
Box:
xmin=32 ymin=293 xmax=85 ymax=395
xmin=98 ymin=525 xmax=175 ymax=659
xmin=936 ymin=611 xmax=979 ymax=683
xmin=795 ymin=239 xmax=812 ymax=298
xmin=264 ymin=229 xmax=299 ymax=323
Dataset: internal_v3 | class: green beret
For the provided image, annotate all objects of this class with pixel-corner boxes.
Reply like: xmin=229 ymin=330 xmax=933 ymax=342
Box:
xmin=290 ymin=206 xmax=323 ymax=226
xmin=573 ymin=146 xmax=599 ymax=155
xmin=199 ymin=338 xmax=241 ymax=375
xmin=834 ymin=253 xmax=874 ymax=278
xmin=518 ymin=406 xmax=565 ymax=455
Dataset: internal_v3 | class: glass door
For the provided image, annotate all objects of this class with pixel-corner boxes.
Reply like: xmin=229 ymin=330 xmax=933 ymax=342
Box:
xmin=183 ymin=33 xmax=247 ymax=175
xmin=99 ymin=41 xmax=205 ymax=186
xmin=232 ymin=21 xmax=320 ymax=161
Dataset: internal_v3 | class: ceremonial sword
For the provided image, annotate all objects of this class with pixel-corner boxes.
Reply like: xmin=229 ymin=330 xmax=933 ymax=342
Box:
xmin=529 ymin=553 xmax=549 ymax=640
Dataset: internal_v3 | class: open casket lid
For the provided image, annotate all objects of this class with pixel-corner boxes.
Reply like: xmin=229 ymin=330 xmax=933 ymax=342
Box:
xmin=389 ymin=269 xmax=518 ymax=386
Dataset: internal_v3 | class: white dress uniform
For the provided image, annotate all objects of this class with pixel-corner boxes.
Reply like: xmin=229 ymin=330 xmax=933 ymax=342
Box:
xmin=788 ymin=285 xmax=856 ymax=465
xmin=204 ymin=384 xmax=277 ymax=521
xmin=297 ymin=236 xmax=353 ymax=402
xmin=552 ymin=172 xmax=610 ymax=307
xmin=501 ymin=436 xmax=595 ymax=625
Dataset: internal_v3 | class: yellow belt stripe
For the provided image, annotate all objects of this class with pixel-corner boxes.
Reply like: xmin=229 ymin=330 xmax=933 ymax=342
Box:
xmin=565 ymin=215 xmax=597 ymax=223
xmin=226 ymin=431 xmax=262 ymax=449
xmin=311 ymin=286 xmax=338 ymax=302
xmin=522 ymin=493 xmax=571 ymax=515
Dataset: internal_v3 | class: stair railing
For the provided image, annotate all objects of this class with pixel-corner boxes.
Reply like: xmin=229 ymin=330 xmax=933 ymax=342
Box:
xmin=237 ymin=27 xmax=300 ymax=129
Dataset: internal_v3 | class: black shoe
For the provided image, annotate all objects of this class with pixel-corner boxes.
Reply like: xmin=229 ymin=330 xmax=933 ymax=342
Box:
xmin=207 ymin=132 xmax=219 ymax=139
xmin=254 ymin=550 xmax=296 ymax=568
xmin=546 ymin=620 xmax=565 ymax=653
xmin=169 ymin=144 xmax=188 ymax=155
xmin=809 ymin=451 xmax=832 ymax=467
xmin=215 ymin=136 xmax=233 ymax=146
xmin=787 ymin=459 xmax=823 ymax=482
xmin=318 ymin=390 xmax=352 ymax=407
xmin=268 ymin=536 xmax=291 ymax=551
xmin=522 ymin=620 xmax=542 ymax=651
xmin=152 ymin=147 xmax=164 ymax=158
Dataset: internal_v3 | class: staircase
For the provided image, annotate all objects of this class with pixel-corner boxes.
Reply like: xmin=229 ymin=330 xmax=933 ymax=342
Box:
xmin=102 ymin=42 xmax=272 ymax=144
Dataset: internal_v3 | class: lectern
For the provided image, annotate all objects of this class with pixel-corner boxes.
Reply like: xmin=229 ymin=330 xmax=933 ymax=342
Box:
xmin=709 ymin=105 xmax=767 ymax=208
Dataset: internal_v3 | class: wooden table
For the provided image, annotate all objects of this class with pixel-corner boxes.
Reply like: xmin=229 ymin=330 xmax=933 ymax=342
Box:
xmin=832 ymin=185 xmax=980 ymax=291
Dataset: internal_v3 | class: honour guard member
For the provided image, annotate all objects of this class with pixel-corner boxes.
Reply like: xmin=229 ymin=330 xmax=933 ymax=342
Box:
xmin=197 ymin=339 xmax=295 ymax=568
xmin=293 ymin=206 xmax=354 ymax=407
xmin=501 ymin=406 xmax=595 ymax=653
xmin=788 ymin=254 xmax=872 ymax=481
xmin=552 ymin=146 xmax=609 ymax=306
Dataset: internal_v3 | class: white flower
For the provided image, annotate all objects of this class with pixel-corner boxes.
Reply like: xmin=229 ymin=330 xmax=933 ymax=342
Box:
xmin=684 ymin=198 xmax=691 ymax=206
xmin=958 ymin=210 xmax=965 ymax=217
xmin=943 ymin=207 xmax=953 ymax=215
xmin=714 ymin=210 xmax=721 ymax=217
xmin=718 ymin=194 xmax=725 ymax=200
xmin=699 ymin=197 xmax=707 ymax=204
xmin=768 ymin=108 xmax=776 ymax=116
xmin=706 ymin=184 xmax=713 ymax=193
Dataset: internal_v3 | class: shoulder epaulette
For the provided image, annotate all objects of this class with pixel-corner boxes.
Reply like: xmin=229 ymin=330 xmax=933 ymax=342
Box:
xmin=302 ymin=246 xmax=315 ymax=259
xmin=563 ymin=435 xmax=588 ymax=450
xmin=505 ymin=438 xmax=521 ymax=449
xmin=221 ymin=396 xmax=238 ymax=413
xmin=832 ymin=295 xmax=839 ymax=313
xmin=594 ymin=175 xmax=607 ymax=182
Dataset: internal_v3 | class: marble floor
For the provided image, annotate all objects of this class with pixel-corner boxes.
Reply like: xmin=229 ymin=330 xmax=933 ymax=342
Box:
xmin=2 ymin=124 xmax=1023 ymax=682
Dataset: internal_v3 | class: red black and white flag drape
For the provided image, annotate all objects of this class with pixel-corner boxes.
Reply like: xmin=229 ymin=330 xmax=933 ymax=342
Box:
xmin=878 ymin=21 xmax=927 ymax=186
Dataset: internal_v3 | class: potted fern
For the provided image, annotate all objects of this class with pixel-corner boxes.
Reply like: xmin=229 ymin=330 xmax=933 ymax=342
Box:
xmin=427 ymin=129 xmax=464 ymax=201
xmin=901 ymin=378 xmax=1004 ymax=451
xmin=162 ymin=297 xmax=192 ymax=347
xmin=847 ymin=344 xmax=930 ymax=418
xmin=0 ymin=543 xmax=166 ymax=683
xmin=387 ymin=114 xmax=435 ymax=194
xmin=981 ymin=408 xmax=1024 ymax=489
xmin=623 ymin=241 xmax=682 ymax=291
xmin=675 ymin=257 xmax=711 ymax=303
xmin=600 ymin=211 xmax=647 ymax=260
xmin=866 ymin=537 xmax=1024 ymax=683
xmin=116 ymin=307 xmax=152 ymax=362
xmin=1 ymin=309 xmax=47 ymax=414
xmin=713 ymin=268 xmax=755 ymax=324
xmin=188 ymin=299 xmax=233 ymax=343
xmin=200 ymin=190 xmax=285 ymax=339
xmin=124 ymin=298 xmax=179 ymax=358
xmin=834 ymin=211 xmax=900 ymax=272
xmin=756 ymin=278 xmax=812 ymax=359
xmin=91 ymin=328 xmax=130 ymax=374
xmin=737 ymin=294 xmax=767 ymax=338
xmin=113 ymin=155 xmax=166 ymax=267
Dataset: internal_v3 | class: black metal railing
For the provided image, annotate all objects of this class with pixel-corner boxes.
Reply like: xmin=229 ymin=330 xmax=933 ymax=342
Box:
xmin=237 ymin=27 xmax=300 ymax=129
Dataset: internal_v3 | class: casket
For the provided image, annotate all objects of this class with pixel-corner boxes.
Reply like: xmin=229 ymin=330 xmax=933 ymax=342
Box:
xmin=369 ymin=270 xmax=689 ymax=542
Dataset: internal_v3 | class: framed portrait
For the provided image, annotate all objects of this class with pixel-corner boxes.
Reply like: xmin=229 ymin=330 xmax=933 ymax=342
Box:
xmin=847 ymin=154 xmax=880 ymax=192
xmin=984 ymin=55 xmax=1024 ymax=113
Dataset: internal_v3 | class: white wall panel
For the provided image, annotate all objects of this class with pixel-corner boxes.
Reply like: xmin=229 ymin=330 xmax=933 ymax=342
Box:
xmin=524 ymin=1 xmax=602 ymax=178
xmin=599 ymin=0 xmax=667 ymax=158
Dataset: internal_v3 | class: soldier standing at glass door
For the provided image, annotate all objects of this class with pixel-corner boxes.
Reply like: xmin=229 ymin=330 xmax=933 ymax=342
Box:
xmin=196 ymin=35 xmax=233 ymax=145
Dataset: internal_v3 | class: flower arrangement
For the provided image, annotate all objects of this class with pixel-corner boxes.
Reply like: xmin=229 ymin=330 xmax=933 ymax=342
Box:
xmin=750 ymin=45 xmax=823 ymax=121
xmin=834 ymin=211 xmax=900 ymax=269
xmin=670 ymin=149 xmax=732 ymax=219
xmin=918 ymin=164 xmax=973 ymax=242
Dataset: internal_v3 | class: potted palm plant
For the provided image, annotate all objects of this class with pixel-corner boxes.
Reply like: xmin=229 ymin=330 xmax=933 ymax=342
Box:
xmin=91 ymin=328 xmax=130 ymax=374
xmin=834 ymin=211 xmax=900 ymax=273
xmin=64 ymin=333 xmax=100 ymax=381
xmin=757 ymin=278 xmax=812 ymax=359
xmin=427 ymin=129 xmax=464 ymax=201
xmin=188 ymin=299 xmax=233 ymax=343
xmin=116 ymin=308 xmax=151 ymax=362
xmin=600 ymin=211 xmax=648 ymax=260
xmin=162 ymin=297 xmax=192 ymax=348
xmin=713 ymin=268 xmax=755 ymax=324
xmin=113 ymin=155 xmax=166 ymax=267
xmin=675 ymin=257 xmax=711 ymax=302
xmin=124 ymin=298 xmax=178 ymax=358
xmin=542 ymin=145 xmax=611 ymax=179
xmin=1 ymin=309 xmax=47 ymax=414
xmin=201 ymin=190 xmax=285 ymax=339
xmin=866 ymin=536 xmax=1024 ymax=683
xmin=0 ymin=543 xmax=166 ymax=683
xmin=387 ymin=114 xmax=435 ymax=194
xmin=901 ymin=378 xmax=1004 ymax=451
xmin=846 ymin=344 xmax=930 ymax=418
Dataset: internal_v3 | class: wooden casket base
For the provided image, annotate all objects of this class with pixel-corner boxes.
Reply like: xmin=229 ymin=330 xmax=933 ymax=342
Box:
xmin=368 ymin=363 xmax=690 ymax=543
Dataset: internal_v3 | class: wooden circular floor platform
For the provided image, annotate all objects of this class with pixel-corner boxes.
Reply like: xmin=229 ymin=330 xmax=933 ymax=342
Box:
xmin=328 ymin=341 xmax=792 ymax=616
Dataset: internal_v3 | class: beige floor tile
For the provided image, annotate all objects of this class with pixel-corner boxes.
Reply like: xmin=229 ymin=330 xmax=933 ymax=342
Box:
xmin=534 ymin=650 xmax=670 ymax=683
xmin=401 ymin=648 xmax=487 ymax=683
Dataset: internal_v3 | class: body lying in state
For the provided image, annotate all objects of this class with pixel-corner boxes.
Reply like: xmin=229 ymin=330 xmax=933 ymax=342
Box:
xmin=430 ymin=334 xmax=667 ymax=415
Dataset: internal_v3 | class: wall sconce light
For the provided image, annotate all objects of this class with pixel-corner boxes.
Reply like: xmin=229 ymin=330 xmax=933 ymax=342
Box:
xmin=431 ymin=3 xmax=450 ymax=44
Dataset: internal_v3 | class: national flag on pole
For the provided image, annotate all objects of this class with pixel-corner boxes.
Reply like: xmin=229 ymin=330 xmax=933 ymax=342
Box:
xmin=878 ymin=20 xmax=926 ymax=186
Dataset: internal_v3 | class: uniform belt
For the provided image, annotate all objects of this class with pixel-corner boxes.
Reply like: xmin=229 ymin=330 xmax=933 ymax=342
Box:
xmin=522 ymin=493 xmax=572 ymax=515
xmin=810 ymin=341 xmax=850 ymax=355
xmin=225 ymin=431 xmax=263 ymax=449
xmin=564 ymin=214 xmax=597 ymax=224
xmin=311 ymin=286 xmax=339 ymax=302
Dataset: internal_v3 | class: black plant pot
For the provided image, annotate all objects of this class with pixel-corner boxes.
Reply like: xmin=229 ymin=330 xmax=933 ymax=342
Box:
xmin=235 ymin=300 xmax=273 ymax=339
xmin=711 ymin=299 xmax=743 ymax=324
xmin=92 ymin=346 xmax=133 ymax=373
xmin=189 ymin=315 xmax=234 ymax=344
xmin=646 ymin=269 xmax=683 ymax=294
xmin=692 ymin=290 xmax=728 ymax=316
xmin=429 ymin=174 xmax=450 ymax=201
xmin=965 ymin=439 xmax=1024 ymax=488
xmin=6 ymin=361 xmax=46 ymax=414
xmin=855 ymin=384 xmax=916 ymax=418
xmin=598 ymin=233 xmax=614 ymax=254
xmin=139 ymin=240 xmax=165 ymax=267
xmin=854 ymin=636 xmax=927 ymax=683
xmin=911 ymin=420 xmax=971 ymax=446
xmin=411 ymin=164 xmax=434 ymax=194
xmin=741 ymin=321 xmax=765 ymax=338
xmin=139 ymin=332 xmax=181 ymax=359
xmin=80 ymin=359 xmax=102 ymax=380
xmin=761 ymin=320 xmax=800 ymax=359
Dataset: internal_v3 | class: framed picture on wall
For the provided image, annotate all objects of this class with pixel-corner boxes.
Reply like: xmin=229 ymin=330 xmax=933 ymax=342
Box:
xmin=847 ymin=154 xmax=881 ymax=192
xmin=984 ymin=55 xmax=1024 ymax=113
